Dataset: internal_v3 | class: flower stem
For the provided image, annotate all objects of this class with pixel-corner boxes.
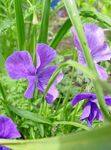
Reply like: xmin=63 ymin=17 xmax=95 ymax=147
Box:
xmin=63 ymin=0 xmax=111 ymax=121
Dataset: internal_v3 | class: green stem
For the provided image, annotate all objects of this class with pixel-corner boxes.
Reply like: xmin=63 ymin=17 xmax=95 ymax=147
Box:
xmin=63 ymin=0 xmax=111 ymax=121
xmin=14 ymin=0 xmax=25 ymax=50
xmin=38 ymin=0 xmax=50 ymax=43
xmin=32 ymin=12 xmax=37 ymax=65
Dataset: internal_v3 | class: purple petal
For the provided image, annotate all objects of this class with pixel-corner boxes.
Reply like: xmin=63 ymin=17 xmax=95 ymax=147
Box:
xmin=78 ymin=51 xmax=85 ymax=64
xmin=24 ymin=76 xmax=36 ymax=99
xmin=71 ymin=27 xmax=82 ymax=52
xmin=0 ymin=116 xmax=21 ymax=139
xmin=71 ymin=23 xmax=105 ymax=54
xmin=36 ymin=44 xmax=56 ymax=72
xmin=87 ymin=102 xmax=98 ymax=127
xmin=5 ymin=51 xmax=35 ymax=79
xmin=93 ymin=43 xmax=111 ymax=63
xmin=84 ymin=23 xmax=105 ymax=55
xmin=80 ymin=101 xmax=91 ymax=120
xmin=37 ymin=66 xmax=63 ymax=103
xmin=95 ymin=108 xmax=104 ymax=121
xmin=95 ymin=64 xmax=108 ymax=80
xmin=71 ymin=23 xmax=111 ymax=66
xmin=0 ymin=146 xmax=10 ymax=150
xmin=104 ymin=96 xmax=111 ymax=106
xmin=45 ymin=85 xmax=59 ymax=104
xmin=71 ymin=93 xmax=96 ymax=106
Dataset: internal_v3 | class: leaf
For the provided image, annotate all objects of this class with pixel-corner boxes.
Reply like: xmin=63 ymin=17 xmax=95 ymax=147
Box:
xmin=1 ymin=125 xmax=111 ymax=150
xmin=53 ymin=121 xmax=89 ymax=130
xmin=38 ymin=0 xmax=50 ymax=43
xmin=9 ymin=105 xmax=51 ymax=125
xmin=50 ymin=18 xmax=72 ymax=49
xmin=14 ymin=0 xmax=25 ymax=50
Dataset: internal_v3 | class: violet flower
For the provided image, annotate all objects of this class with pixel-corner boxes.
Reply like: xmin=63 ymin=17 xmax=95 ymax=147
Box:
xmin=71 ymin=23 xmax=111 ymax=80
xmin=0 ymin=116 xmax=21 ymax=150
xmin=5 ymin=44 xmax=63 ymax=104
xmin=72 ymin=93 xmax=111 ymax=127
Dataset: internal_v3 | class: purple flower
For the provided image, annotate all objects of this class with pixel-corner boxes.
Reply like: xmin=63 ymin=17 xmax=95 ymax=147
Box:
xmin=0 ymin=116 xmax=21 ymax=150
xmin=71 ymin=93 xmax=111 ymax=127
xmin=71 ymin=23 xmax=111 ymax=80
xmin=5 ymin=44 xmax=63 ymax=104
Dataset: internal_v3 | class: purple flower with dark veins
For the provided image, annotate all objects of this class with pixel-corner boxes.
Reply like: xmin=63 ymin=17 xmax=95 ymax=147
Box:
xmin=72 ymin=93 xmax=111 ymax=127
xmin=0 ymin=116 xmax=21 ymax=150
xmin=5 ymin=44 xmax=63 ymax=104
xmin=71 ymin=23 xmax=111 ymax=80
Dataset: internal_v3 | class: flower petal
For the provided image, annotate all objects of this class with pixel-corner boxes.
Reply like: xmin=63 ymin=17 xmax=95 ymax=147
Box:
xmin=93 ymin=43 xmax=111 ymax=63
xmin=24 ymin=76 xmax=36 ymax=99
xmin=37 ymin=66 xmax=63 ymax=103
xmin=84 ymin=23 xmax=105 ymax=55
xmin=87 ymin=102 xmax=98 ymax=127
xmin=5 ymin=51 xmax=35 ymax=79
xmin=80 ymin=101 xmax=91 ymax=120
xmin=71 ymin=93 xmax=96 ymax=106
xmin=37 ymin=81 xmax=59 ymax=104
xmin=95 ymin=64 xmax=108 ymax=80
xmin=78 ymin=51 xmax=85 ymax=64
xmin=0 ymin=145 xmax=10 ymax=150
xmin=71 ymin=24 xmax=110 ymax=65
xmin=104 ymin=96 xmax=111 ymax=106
xmin=36 ymin=44 xmax=56 ymax=72
xmin=71 ymin=23 xmax=105 ymax=54
xmin=0 ymin=116 xmax=21 ymax=139
xmin=95 ymin=108 xmax=104 ymax=121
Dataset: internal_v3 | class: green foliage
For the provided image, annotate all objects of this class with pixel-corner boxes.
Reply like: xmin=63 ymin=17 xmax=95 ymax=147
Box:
xmin=1 ymin=125 xmax=111 ymax=150
xmin=0 ymin=0 xmax=111 ymax=149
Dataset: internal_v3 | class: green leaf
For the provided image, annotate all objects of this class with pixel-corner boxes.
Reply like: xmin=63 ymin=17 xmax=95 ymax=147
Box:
xmin=38 ymin=0 xmax=50 ymax=43
xmin=15 ymin=0 xmax=25 ymax=50
xmin=81 ymin=8 xmax=111 ymax=27
xmin=53 ymin=121 xmax=89 ymax=130
xmin=1 ymin=125 xmax=111 ymax=150
xmin=9 ymin=105 xmax=51 ymax=125
xmin=50 ymin=18 xmax=72 ymax=49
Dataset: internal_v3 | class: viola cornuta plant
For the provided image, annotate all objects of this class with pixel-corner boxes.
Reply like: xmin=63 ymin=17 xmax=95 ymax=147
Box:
xmin=5 ymin=44 xmax=63 ymax=104
xmin=1 ymin=0 xmax=111 ymax=149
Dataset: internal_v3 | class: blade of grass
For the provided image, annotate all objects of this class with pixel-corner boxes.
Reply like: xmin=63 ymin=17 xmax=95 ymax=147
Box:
xmin=1 ymin=125 xmax=111 ymax=150
xmin=50 ymin=18 xmax=72 ymax=48
xmin=9 ymin=105 xmax=51 ymax=125
xmin=53 ymin=121 xmax=89 ymax=130
xmin=63 ymin=0 xmax=111 ymax=121
xmin=15 ymin=0 xmax=25 ymax=50
xmin=38 ymin=0 xmax=50 ymax=43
